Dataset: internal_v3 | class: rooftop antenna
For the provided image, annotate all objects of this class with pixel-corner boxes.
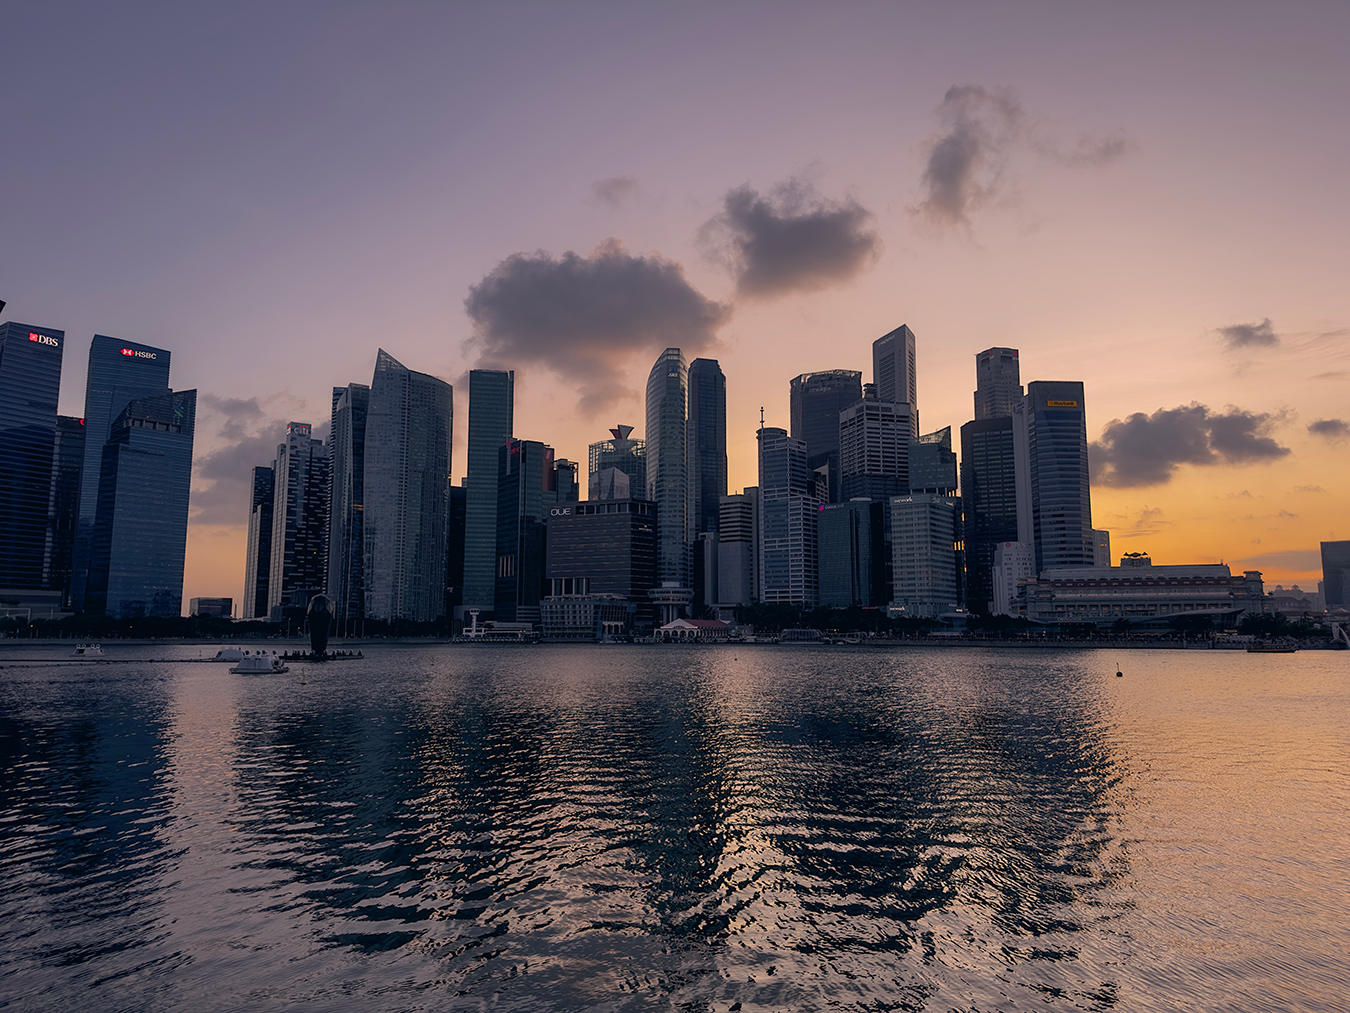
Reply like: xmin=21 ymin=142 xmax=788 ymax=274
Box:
xmin=759 ymin=406 xmax=764 ymax=430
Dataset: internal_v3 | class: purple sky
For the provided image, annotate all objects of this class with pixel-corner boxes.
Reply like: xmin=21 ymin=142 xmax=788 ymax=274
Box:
xmin=4 ymin=1 xmax=1348 ymax=602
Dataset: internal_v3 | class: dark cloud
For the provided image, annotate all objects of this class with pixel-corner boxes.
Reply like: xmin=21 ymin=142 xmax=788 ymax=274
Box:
xmin=916 ymin=85 xmax=1023 ymax=228
xmin=1052 ymin=131 xmax=1131 ymax=167
xmin=1308 ymin=417 xmax=1350 ymax=440
xmin=1295 ymin=485 xmax=1325 ymax=493
xmin=464 ymin=239 xmax=729 ymax=414
xmin=1091 ymin=403 xmax=1291 ymax=487
xmin=591 ymin=176 xmax=638 ymax=208
xmin=700 ymin=179 xmax=881 ymax=298
xmin=1218 ymin=318 xmax=1278 ymax=349
xmin=1231 ymin=548 xmax=1324 ymax=573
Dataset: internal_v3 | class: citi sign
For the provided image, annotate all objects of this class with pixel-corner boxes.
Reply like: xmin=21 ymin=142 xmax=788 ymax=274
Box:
xmin=120 ymin=347 xmax=158 ymax=360
xmin=28 ymin=332 xmax=59 ymax=348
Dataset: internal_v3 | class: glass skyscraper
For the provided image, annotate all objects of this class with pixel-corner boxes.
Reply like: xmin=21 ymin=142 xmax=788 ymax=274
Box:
xmin=757 ymin=426 xmax=818 ymax=605
xmin=646 ymin=348 xmax=689 ymax=586
xmin=588 ymin=425 xmax=646 ymax=500
xmin=1322 ymin=540 xmax=1350 ymax=609
xmin=687 ymin=358 xmax=727 ymax=534
xmin=243 ymin=465 xmax=274 ymax=619
xmin=363 ymin=350 xmax=453 ymax=623
xmin=72 ymin=335 xmax=172 ymax=610
xmin=789 ymin=369 xmax=861 ymax=504
xmin=464 ymin=369 xmax=513 ymax=612
xmin=495 ymin=438 xmax=563 ymax=623
xmin=85 ymin=389 xmax=196 ymax=618
xmin=267 ymin=421 xmax=329 ymax=617
xmin=872 ymin=324 xmax=918 ymax=436
xmin=838 ymin=384 xmax=912 ymax=500
xmin=1013 ymin=380 xmax=1095 ymax=573
xmin=0 ymin=321 xmax=65 ymax=591
xmin=974 ymin=347 xmax=1022 ymax=420
xmin=327 ymin=382 xmax=370 ymax=627
xmin=961 ymin=416 xmax=1019 ymax=613
xmin=46 ymin=415 xmax=85 ymax=605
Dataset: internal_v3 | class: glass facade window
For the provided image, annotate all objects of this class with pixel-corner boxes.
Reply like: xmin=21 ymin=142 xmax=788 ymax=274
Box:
xmin=790 ymin=369 xmax=861 ymax=504
xmin=757 ymin=427 xmax=818 ymax=605
xmin=961 ymin=416 xmax=1018 ymax=613
xmin=645 ymin=348 xmax=688 ymax=586
xmin=327 ymin=383 xmax=370 ymax=626
xmin=464 ymin=369 xmax=513 ymax=611
xmin=687 ymin=359 xmax=728 ymax=533
xmin=243 ymin=466 xmax=274 ymax=619
xmin=1013 ymin=381 xmax=1094 ymax=573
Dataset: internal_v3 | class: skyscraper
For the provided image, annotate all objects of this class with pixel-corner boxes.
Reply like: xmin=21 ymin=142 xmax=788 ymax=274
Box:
xmin=363 ymin=349 xmax=453 ymax=623
xmin=839 ymin=384 xmax=912 ymax=500
xmin=327 ymin=382 xmax=370 ymax=627
xmin=974 ymin=347 xmax=1022 ymax=420
xmin=1013 ymin=381 xmax=1095 ymax=572
xmin=687 ymin=358 xmax=728 ymax=534
xmin=243 ymin=465 xmax=274 ymax=619
xmin=45 ymin=415 xmax=85 ymax=605
xmin=960 ymin=416 xmax=1019 ymax=613
xmin=757 ymin=426 xmax=818 ymax=605
xmin=646 ymin=348 xmax=689 ymax=586
xmin=463 ymin=369 xmax=514 ymax=612
xmin=266 ymin=421 xmax=329 ymax=617
xmin=73 ymin=335 xmax=172 ymax=610
xmin=495 ymin=438 xmax=570 ymax=622
xmin=909 ymin=426 xmax=958 ymax=495
xmin=588 ymin=424 xmax=646 ymax=497
xmin=818 ymin=499 xmax=885 ymax=607
xmin=85 ymin=389 xmax=196 ymax=618
xmin=1322 ymin=540 xmax=1350 ymax=609
xmin=0 ymin=321 xmax=65 ymax=591
xmin=716 ymin=489 xmax=758 ymax=606
xmin=889 ymin=493 xmax=959 ymax=618
xmin=873 ymin=324 xmax=918 ymax=435
xmin=789 ymin=369 xmax=862 ymax=504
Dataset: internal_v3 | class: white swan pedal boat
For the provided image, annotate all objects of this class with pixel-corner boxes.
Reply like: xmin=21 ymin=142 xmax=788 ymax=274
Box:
xmin=230 ymin=652 xmax=289 ymax=674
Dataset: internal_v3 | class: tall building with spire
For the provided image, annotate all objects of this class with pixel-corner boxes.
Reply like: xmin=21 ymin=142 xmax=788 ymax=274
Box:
xmin=463 ymin=369 xmax=513 ymax=613
xmin=363 ymin=349 xmax=453 ymax=622
xmin=645 ymin=348 xmax=689 ymax=586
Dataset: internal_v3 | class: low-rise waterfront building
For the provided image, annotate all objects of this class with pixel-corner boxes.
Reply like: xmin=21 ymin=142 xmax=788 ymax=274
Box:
xmin=1016 ymin=564 xmax=1265 ymax=626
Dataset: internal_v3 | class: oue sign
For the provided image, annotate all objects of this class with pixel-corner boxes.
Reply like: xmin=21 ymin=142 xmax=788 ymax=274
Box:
xmin=28 ymin=332 xmax=60 ymax=348
xmin=549 ymin=507 xmax=572 ymax=517
xmin=120 ymin=347 xmax=158 ymax=359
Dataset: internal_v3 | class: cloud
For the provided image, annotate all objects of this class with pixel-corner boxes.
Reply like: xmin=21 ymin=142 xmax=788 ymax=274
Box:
xmin=1295 ymin=485 xmax=1325 ymax=493
xmin=700 ymin=179 xmax=881 ymax=298
xmin=1308 ymin=418 xmax=1350 ymax=440
xmin=1118 ymin=505 xmax=1170 ymax=539
xmin=1217 ymin=318 xmax=1278 ymax=349
xmin=1091 ymin=404 xmax=1291 ymax=487
xmin=1230 ymin=548 xmax=1324 ymax=574
xmin=591 ymin=176 xmax=639 ymax=208
xmin=464 ymin=239 xmax=729 ymax=414
xmin=914 ymin=85 xmax=1129 ymax=229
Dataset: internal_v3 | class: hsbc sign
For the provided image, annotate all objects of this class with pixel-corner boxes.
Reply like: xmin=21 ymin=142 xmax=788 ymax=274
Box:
xmin=28 ymin=332 xmax=60 ymax=348
xmin=120 ymin=347 xmax=158 ymax=359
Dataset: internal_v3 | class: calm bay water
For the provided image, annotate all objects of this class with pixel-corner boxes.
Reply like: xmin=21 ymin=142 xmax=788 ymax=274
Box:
xmin=1 ymin=644 xmax=1347 ymax=1012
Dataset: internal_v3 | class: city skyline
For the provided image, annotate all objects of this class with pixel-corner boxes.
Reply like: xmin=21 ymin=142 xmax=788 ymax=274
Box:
xmin=3 ymin=4 xmax=1347 ymax=606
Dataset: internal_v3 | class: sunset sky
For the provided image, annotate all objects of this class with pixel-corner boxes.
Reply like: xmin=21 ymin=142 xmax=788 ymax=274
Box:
xmin=3 ymin=1 xmax=1347 ymax=606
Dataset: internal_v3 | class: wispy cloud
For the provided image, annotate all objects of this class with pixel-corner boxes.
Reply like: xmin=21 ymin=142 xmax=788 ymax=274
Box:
xmin=1217 ymin=318 xmax=1278 ymax=349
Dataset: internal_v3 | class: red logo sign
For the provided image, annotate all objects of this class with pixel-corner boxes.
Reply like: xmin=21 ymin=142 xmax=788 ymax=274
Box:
xmin=28 ymin=332 xmax=60 ymax=348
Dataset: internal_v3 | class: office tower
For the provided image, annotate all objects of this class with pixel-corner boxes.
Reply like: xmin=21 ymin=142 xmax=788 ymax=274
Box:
xmin=646 ymin=348 xmax=689 ymax=586
xmin=873 ymin=324 xmax=918 ymax=434
xmin=1092 ymin=529 xmax=1112 ymax=567
xmin=446 ymin=485 xmax=467 ymax=618
xmin=692 ymin=531 xmax=718 ymax=614
xmin=909 ymin=426 xmax=958 ymax=494
xmin=716 ymin=489 xmax=758 ymax=606
xmin=839 ymin=384 xmax=912 ymax=500
xmin=686 ymin=358 xmax=728 ymax=535
xmin=819 ymin=499 xmax=885 ymax=607
xmin=960 ymin=417 xmax=1019 ymax=613
xmin=243 ymin=466 xmax=274 ymax=618
xmin=72 ymin=335 xmax=172 ymax=609
xmin=974 ymin=347 xmax=1022 ymax=420
xmin=588 ymin=424 xmax=647 ymax=497
xmin=591 ymin=467 xmax=631 ymax=500
xmin=1013 ymin=381 xmax=1095 ymax=572
xmin=890 ymin=493 xmax=959 ymax=618
xmin=363 ymin=349 xmax=453 ymax=623
xmin=757 ymin=426 xmax=818 ymax=605
xmin=790 ymin=369 xmax=862 ymax=504
xmin=45 ymin=415 xmax=85 ymax=604
xmin=326 ymin=383 xmax=369 ymax=628
xmin=463 ymin=369 xmax=514 ymax=612
xmin=545 ymin=499 xmax=658 ymax=603
xmin=0 ymin=322 xmax=66 ymax=591
xmin=1323 ymin=540 xmax=1350 ymax=609
xmin=495 ymin=438 xmax=557 ymax=622
xmin=554 ymin=459 xmax=579 ymax=503
xmin=266 ymin=421 xmax=330 ymax=618
xmin=991 ymin=541 xmax=1035 ymax=615
xmin=85 ymin=390 xmax=196 ymax=618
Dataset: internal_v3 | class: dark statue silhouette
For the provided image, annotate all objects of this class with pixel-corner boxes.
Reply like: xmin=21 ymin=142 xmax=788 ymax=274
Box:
xmin=306 ymin=594 xmax=333 ymax=659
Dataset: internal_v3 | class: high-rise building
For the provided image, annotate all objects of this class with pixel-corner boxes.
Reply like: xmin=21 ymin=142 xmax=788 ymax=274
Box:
xmin=839 ymin=384 xmax=912 ymax=500
xmin=960 ymin=417 xmax=1019 ymax=613
xmin=588 ymin=425 xmax=646 ymax=498
xmin=687 ymin=358 xmax=728 ymax=534
xmin=85 ymin=390 xmax=196 ymax=618
xmin=890 ymin=493 xmax=959 ymax=618
xmin=591 ymin=468 xmax=631 ymax=500
xmin=545 ymin=499 xmax=658 ymax=607
xmin=446 ymin=485 xmax=467 ymax=619
xmin=991 ymin=540 xmax=1035 ymax=616
xmin=1092 ymin=529 xmax=1112 ymax=567
xmin=495 ymin=438 xmax=573 ymax=622
xmin=45 ymin=415 xmax=85 ymax=605
xmin=1323 ymin=540 xmax=1350 ymax=609
xmin=327 ymin=383 xmax=370 ymax=628
xmin=757 ymin=426 xmax=818 ymax=605
xmin=0 ymin=322 xmax=66 ymax=591
xmin=819 ymin=499 xmax=885 ymax=607
xmin=790 ymin=369 xmax=862 ymax=504
xmin=974 ymin=347 xmax=1022 ymax=420
xmin=363 ymin=349 xmax=453 ymax=623
xmin=873 ymin=325 xmax=918 ymax=435
xmin=1013 ymin=381 xmax=1095 ymax=573
xmin=266 ymin=422 xmax=329 ymax=618
xmin=72 ymin=335 xmax=172 ymax=610
xmin=463 ymin=369 xmax=514 ymax=612
xmin=243 ymin=465 xmax=274 ymax=619
xmin=716 ymin=489 xmax=758 ymax=607
xmin=646 ymin=348 xmax=689 ymax=586
xmin=909 ymin=426 xmax=958 ymax=494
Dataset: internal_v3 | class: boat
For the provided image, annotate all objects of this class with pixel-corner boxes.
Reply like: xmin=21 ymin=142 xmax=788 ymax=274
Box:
xmin=1247 ymin=643 xmax=1297 ymax=653
xmin=211 ymin=647 xmax=244 ymax=662
xmin=230 ymin=652 xmax=289 ymax=674
xmin=72 ymin=643 xmax=104 ymax=657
